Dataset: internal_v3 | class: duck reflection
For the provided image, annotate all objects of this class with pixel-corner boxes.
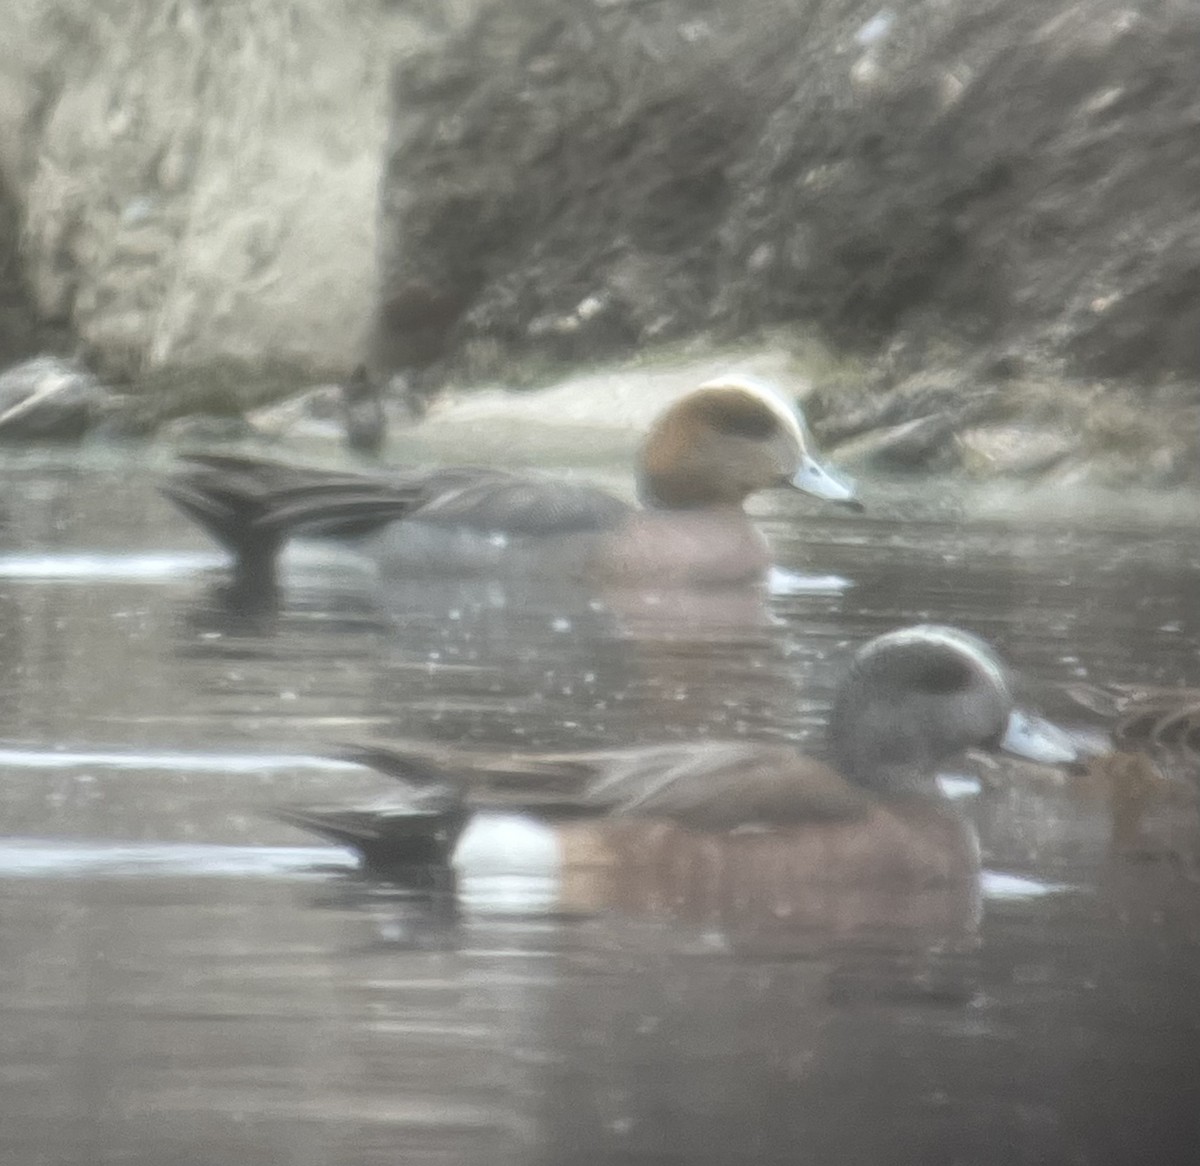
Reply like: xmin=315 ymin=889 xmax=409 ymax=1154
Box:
xmin=172 ymin=559 xmax=810 ymax=764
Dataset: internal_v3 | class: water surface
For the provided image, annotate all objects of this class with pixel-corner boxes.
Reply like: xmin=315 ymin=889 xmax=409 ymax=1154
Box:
xmin=1 ymin=449 xmax=1198 ymax=1165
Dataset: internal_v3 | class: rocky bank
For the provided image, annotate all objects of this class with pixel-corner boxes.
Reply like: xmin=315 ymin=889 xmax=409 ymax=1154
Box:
xmin=2 ymin=0 xmax=1200 ymax=480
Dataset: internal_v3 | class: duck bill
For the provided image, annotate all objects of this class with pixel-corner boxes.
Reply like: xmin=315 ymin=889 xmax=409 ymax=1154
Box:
xmin=790 ymin=454 xmax=861 ymax=509
xmin=999 ymin=709 xmax=1079 ymax=765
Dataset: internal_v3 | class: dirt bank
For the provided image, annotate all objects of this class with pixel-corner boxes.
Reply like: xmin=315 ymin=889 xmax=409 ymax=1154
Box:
xmin=4 ymin=0 xmax=1200 ymax=480
xmin=376 ymin=0 xmax=1200 ymax=396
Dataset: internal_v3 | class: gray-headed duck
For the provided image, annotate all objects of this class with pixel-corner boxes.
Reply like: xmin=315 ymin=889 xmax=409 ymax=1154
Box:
xmin=164 ymin=376 xmax=857 ymax=591
xmin=272 ymin=625 xmax=1079 ymax=885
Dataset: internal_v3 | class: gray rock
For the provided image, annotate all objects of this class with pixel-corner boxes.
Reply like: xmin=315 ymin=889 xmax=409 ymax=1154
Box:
xmin=0 ymin=355 xmax=108 ymax=442
xmin=156 ymin=415 xmax=259 ymax=447
xmin=957 ymin=424 xmax=1076 ymax=478
xmin=816 ymin=371 xmax=1001 ymax=447
xmin=245 ymin=385 xmax=344 ymax=440
xmin=244 ymin=371 xmax=392 ymax=456
xmin=832 ymin=413 xmax=961 ymax=472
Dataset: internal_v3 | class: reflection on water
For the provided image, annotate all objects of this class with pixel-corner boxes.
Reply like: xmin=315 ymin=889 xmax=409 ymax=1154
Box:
xmin=0 ymin=550 xmax=223 ymax=579
xmin=0 ymin=456 xmax=1199 ymax=1164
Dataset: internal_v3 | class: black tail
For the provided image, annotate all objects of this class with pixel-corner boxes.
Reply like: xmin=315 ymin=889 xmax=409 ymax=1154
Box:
xmin=161 ymin=455 xmax=288 ymax=589
xmin=272 ymin=800 xmax=469 ymax=876
xmin=162 ymin=453 xmax=426 ymax=587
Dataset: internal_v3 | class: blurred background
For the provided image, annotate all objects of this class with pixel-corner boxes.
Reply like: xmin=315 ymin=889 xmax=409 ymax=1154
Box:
xmin=1 ymin=0 xmax=1198 ymax=478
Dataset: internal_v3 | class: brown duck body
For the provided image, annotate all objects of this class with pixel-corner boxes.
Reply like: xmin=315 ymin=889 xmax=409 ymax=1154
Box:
xmin=274 ymin=627 xmax=1079 ymax=890
xmin=163 ymin=376 xmax=856 ymax=591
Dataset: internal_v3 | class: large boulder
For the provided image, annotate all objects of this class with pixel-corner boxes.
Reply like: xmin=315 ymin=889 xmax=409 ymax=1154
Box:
xmin=376 ymin=0 xmax=1200 ymax=392
xmin=0 ymin=0 xmax=458 ymax=383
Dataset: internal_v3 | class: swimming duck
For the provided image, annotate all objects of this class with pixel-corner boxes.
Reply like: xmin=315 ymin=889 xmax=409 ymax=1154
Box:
xmin=164 ymin=375 xmax=857 ymax=591
xmin=272 ymin=625 xmax=1079 ymax=881
xmin=1049 ymin=683 xmax=1200 ymax=859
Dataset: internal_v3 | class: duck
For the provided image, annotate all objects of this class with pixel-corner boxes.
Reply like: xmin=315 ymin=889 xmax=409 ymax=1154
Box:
xmin=1045 ymin=682 xmax=1200 ymax=860
xmin=163 ymin=375 xmax=858 ymax=592
xmin=271 ymin=625 xmax=1080 ymax=892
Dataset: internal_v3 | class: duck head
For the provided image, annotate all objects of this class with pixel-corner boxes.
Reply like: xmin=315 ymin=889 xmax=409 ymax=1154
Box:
xmin=829 ymin=625 xmax=1078 ymax=794
xmin=637 ymin=375 xmax=857 ymax=510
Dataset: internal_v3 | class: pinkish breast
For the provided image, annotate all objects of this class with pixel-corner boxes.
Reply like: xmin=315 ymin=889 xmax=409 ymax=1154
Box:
xmin=589 ymin=508 xmax=772 ymax=588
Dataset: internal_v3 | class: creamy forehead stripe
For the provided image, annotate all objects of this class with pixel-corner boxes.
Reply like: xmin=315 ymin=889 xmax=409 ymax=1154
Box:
xmin=696 ymin=375 xmax=805 ymax=443
xmin=859 ymin=624 xmax=1008 ymax=690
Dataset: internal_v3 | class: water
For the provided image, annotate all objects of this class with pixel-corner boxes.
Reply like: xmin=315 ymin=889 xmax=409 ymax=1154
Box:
xmin=1 ymin=450 xmax=1199 ymax=1164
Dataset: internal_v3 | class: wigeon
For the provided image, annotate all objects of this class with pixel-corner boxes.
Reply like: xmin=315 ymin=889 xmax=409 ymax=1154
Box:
xmin=273 ymin=625 xmax=1079 ymax=892
xmin=164 ymin=376 xmax=857 ymax=591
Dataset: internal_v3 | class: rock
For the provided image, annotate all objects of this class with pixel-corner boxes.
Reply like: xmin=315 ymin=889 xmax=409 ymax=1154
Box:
xmin=245 ymin=385 xmax=345 ymax=442
xmin=156 ymin=415 xmax=259 ymax=447
xmin=243 ymin=369 xmax=393 ymax=455
xmin=373 ymin=0 xmax=1200 ymax=398
xmin=815 ymin=369 xmax=1002 ymax=447
xmin=815 ymin=366 xmax=1008 ymax=473
xmin=6 ymin=2 xmax=428 ymax=380
xmin=831 ymin=413 xmax=961 ymax=472
xmin=0 ymin=355 xmax=109 ymax=442
xmin=957 ymin=424 xmax=1076 ymax=478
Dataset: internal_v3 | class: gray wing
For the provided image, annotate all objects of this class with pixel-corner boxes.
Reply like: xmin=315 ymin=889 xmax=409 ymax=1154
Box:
xmin=167 ymin=454 xmax=631 ymax=545
xmin=410 ymin=475 xmax=632 ymax=536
